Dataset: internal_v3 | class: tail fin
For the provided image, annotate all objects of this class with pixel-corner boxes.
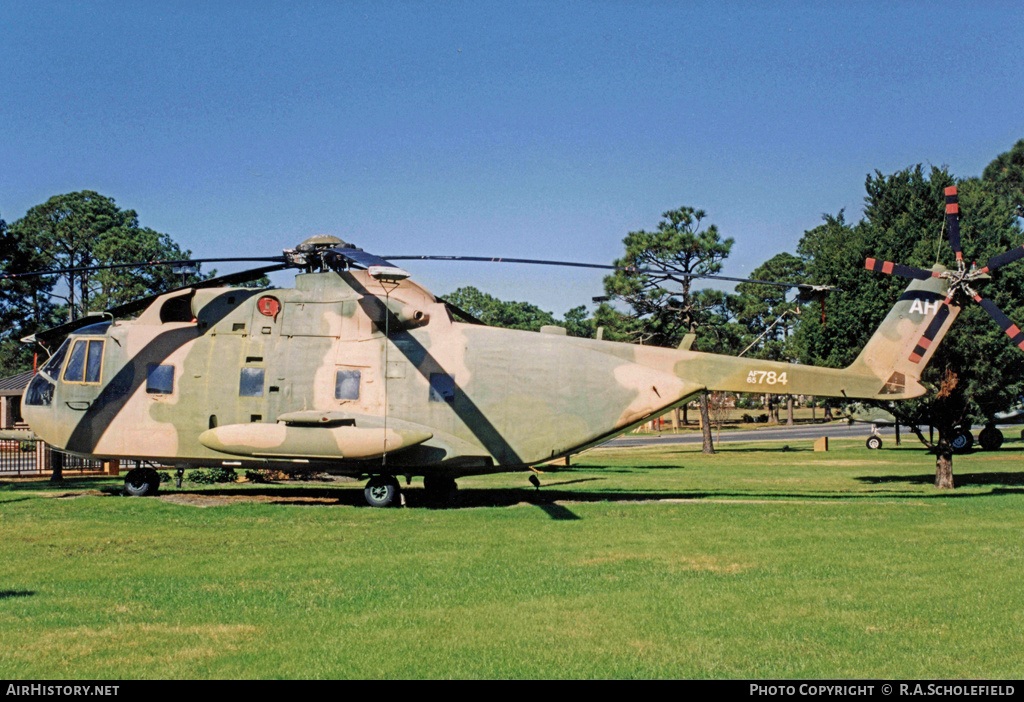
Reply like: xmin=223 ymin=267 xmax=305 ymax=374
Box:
xmin=846 ymin=266 xmax=959 ymax=398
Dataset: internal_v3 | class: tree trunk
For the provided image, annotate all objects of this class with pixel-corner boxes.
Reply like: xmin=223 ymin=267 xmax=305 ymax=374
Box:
xmin=699 ymin=392 xmax=715 ymax=454
xmin=908 ymin=424 xmax=956 ymax=490
xmin=786 ymin=395 xmax=794 ymax=426
xmin=935 ymin=442 xmax=954 ymax=489
xmin=934 ymin=427 xmax=955 ymax=488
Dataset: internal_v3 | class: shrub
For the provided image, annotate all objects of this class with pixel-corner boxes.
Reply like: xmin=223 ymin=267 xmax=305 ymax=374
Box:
xmin=188 ymin=467 xmax=238 ymax=484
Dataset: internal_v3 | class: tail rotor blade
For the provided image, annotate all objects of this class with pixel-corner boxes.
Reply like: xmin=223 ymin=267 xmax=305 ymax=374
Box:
xmin=865 ymin=258 xmax=938 ymax=281
xmin=978 ymin=245 xmax=1024 ymax=275
xmin=975 ymin=295 xmax=1024 ymax=350
xmin=908 ymin=301 xmax=952 ymax=363
xmin=945 ymin=186 xmax=963 ymax=262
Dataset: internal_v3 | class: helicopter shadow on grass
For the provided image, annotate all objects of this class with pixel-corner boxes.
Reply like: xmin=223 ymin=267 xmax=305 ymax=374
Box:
xmin=449 ymin=485 xmax=962 ymax=511
xmin=548 ymin=464 xmax=712 ymax=475
xmin=149 ymin=483 xmax=602 ymax=515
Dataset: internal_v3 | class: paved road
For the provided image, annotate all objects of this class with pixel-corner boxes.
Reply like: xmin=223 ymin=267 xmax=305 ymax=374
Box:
xmin=607 ymin=422 xmax=972 ymax=448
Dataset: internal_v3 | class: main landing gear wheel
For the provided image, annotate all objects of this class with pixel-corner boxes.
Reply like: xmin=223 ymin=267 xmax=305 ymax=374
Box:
xmin=950 ymin=428 xmax=974 ymax=453
xmin=364 ymin=475 xmax=401 ymax=507
xmin=979 ymin=426 xmax=1004 ymax=451
xmin=124 ymin=467 xmax=160 ymax=497
xmin=866 ymin=435 xmax=883 ymax=450
xmin=423 ymin=475 xmax=458 ymax=507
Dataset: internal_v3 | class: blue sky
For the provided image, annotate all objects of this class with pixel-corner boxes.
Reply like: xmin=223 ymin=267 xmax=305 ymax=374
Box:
xmin=2 ymin=1 xmax=1023 ymax=314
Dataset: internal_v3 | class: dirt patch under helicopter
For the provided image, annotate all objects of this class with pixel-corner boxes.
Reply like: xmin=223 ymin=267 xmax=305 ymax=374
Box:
xmin=158 ymin=492 xmax=345 ymax=508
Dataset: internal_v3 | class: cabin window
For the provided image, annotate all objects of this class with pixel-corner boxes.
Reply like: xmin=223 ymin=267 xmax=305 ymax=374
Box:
xmin=428 ymin=373 xmax=456 ymax=403
xmin=146 ymin=364 xmax=175 ymax=394
xmin=62 ymin=339 xmax=104 ymax=384
xmin=335 ymin=370 xmax=361 ymax=400
xmin=239 ymin=367 xmax=265 ymax=397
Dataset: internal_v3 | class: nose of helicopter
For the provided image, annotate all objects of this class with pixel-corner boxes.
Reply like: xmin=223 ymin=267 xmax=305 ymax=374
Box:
xmin=20 ymin=374 xmax=62 ymax=448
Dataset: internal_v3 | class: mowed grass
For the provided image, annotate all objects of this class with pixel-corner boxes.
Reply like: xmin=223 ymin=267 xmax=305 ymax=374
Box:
xmin=1 ymin=438 xmax=1023 ymax=679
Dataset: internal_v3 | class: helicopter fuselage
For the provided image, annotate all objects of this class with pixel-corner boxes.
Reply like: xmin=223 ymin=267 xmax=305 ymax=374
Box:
xmin=21 ymin=268 xmax=957 ymax=481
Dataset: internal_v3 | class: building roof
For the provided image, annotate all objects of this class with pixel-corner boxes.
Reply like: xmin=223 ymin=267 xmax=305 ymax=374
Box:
xmin=0 ymin=370 xmax=34 ymax=396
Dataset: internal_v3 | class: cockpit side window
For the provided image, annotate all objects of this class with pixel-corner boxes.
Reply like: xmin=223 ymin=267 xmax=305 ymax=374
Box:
xmin=62 ymin=339 xmax=104 ymax=384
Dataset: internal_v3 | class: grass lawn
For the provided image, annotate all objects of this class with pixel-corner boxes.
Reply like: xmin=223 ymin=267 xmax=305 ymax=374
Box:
xmin=1 ymin=438 xmax=1022 ymax=679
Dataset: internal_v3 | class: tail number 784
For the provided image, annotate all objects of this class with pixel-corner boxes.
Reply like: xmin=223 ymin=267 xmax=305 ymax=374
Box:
xmin=746 ymin=370 xmax=788 ymax=386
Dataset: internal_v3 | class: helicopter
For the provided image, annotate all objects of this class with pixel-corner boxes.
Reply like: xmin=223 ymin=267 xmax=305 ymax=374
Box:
xmin=5 ymin=230 xmax=965 ymax=508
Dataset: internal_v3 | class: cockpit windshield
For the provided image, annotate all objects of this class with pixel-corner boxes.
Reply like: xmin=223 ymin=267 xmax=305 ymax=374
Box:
xmin=40 ymin=340 xmax=71 ymax=379
xmin=62 ymin=339 xmax=105 ymax=384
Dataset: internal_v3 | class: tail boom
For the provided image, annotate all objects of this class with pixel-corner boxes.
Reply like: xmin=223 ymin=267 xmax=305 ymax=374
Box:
xmin=675 ymin=271 xmax=958 ymax=401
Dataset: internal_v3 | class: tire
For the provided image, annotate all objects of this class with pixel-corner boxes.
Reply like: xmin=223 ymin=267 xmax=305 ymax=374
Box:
xmin=866 ymin=436 xmax=883 ymax=450
xmin=950 ymin=429 xmax=974 ymax=453
xmin=979 ymin=426 xmax=1004 ymax=451
xmin=364 ymin=476 xmax=400 ymax=508
xmin=124 ymin=467 xmax=160 ymax=497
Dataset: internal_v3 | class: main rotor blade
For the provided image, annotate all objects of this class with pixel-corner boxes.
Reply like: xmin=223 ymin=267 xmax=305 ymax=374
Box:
xmin=384 ymin=255 xmax=839 ymax=292
xmin=865 ymin=258 xmax=938 ymax=281
xmin=435 ymin=297 xmax=486 ymax=325
xmin=1 ymin=256 xmax=288 ymax=281
xmin=945 ymin=185 xmax=963 ymax=262
xmin=974 ymin=295 xmax=1024 ymax=350
xmin=23 ymin=263 xmax=289 ymax=346
xmin=325 ymin=248 xmax=410 ymax=280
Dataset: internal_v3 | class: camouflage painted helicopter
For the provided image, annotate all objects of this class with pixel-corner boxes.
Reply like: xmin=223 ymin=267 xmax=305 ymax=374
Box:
xmin=6 ymin=229 xmax=964 ymax=507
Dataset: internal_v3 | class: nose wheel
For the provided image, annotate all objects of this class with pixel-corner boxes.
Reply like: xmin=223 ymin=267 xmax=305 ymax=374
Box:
xmin=124 ymin=466 xmax=160 ymax=496
xmin=364 ymin=475 xmax=401 ymax=507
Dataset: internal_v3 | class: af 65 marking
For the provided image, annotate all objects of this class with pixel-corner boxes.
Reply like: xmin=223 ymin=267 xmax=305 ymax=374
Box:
xmin=746 ymin=370 xmax=788 ymax=386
